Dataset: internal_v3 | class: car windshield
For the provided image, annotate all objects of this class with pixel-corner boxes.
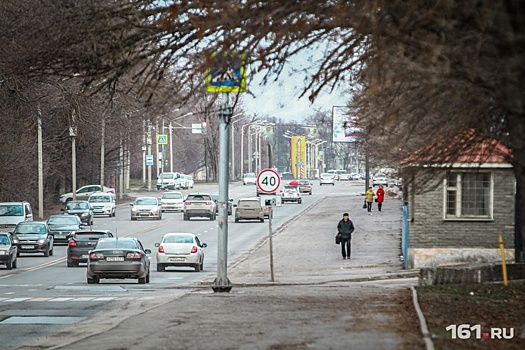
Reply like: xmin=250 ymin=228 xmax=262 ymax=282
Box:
xmin=14 ymin=223 xmax=46 ymax=234
xmin=375 ymin=175 xmax=386 ymax=178
xmin=95 ymin=239 xmax=139 ymax=250
xmin=239 ymin=200 xmax=260 ymax=208
xmin=162 ymin=193 xmax=182 ymax=199
xmin=0 ymin=204 xmax=23 ymax=216
xmin=66 ymin=202 xmax=89 ymax=210
xmin=163 ymin=235 xmax=194 ymax=244
xmin=75 ymin=231 xmax=111 ymax=239
xmin=243 ymin=173 xmax=255 ymax=178
xmin=0 ymin=235 xmax=10 ymax=244
xmin=89 ymin=195 xmax=111 ymax=203
xmin=135 ymin=198 xmax=158 ymax=205
xmin=298 ymin=180 xmax=309 ymax=185
xmin=187 ymin=195 xmax=210 ymax=201
xmin=321 ymin=173 xmax=332 ymax=177
xmin=160 ymin=173 xmax=175 ymax=179
xmin=48 ymin=216 xmax=80 ymax=225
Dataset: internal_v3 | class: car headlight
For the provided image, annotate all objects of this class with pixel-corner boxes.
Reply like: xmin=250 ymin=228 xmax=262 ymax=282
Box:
xmin=131 ymin=208 xmax=138 ymax=213
xmin=0 ymin=251 xmax=6 ymax=255
xmin=81 ymin=213 xmax=89 ymax=217
xmin=38 ymin=239 xmax=46 ymax=244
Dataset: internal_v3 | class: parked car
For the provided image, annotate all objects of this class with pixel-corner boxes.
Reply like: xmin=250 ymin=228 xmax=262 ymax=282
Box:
xmin=88 ymin=192 xmax=116 ymax=217
xmin=155 ymin=233 xmax=207 ymax=272
xmin=47 ymin=214 xmax=84 ymax=244
xmin=372 ymin=174 xmax=389 ymax=187
xmin=62 ymin=200 xmax=93 ymax=225
xmin=234 ymin=198 xmax=265 ymax=223
xmin=296 ymin=179 xmax=313 ymax=195
xmin=0 ymin=232 xmax=18 ymax=269
xmin=86 ymin=237 xmax=151 ymax=284
xmin=160 ymin=191 xmax=185 ymax=212
xmin=130 ymin=197 xmax=162 ymax=220
xmin=12 ymin=221 xmax=54 ymax=257
xmin=211 ymin=194 xmax=233 ymax=215
xmin=242 ymin=173 xmax=257 ymax=185
xmin=183 ymin=193 xmax=216 ymax=221
xmin=281 ymin=185 xmax=302 ymax=204
xmin=319 ymin=173 xmax=336 ymax=186
xmin=60 ymin=185 xmax=114 ymax=203
xmin=0 ymin=201 xmax=33 ymax=233
xmin=67 ymin=230 xmax=114 ymax=267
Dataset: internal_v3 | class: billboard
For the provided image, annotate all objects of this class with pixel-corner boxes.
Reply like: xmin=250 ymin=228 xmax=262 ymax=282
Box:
xmin=290 ymin=136 xmax=306 ymax=179
xmin=332 ymin=106 xmax=360 ymax=143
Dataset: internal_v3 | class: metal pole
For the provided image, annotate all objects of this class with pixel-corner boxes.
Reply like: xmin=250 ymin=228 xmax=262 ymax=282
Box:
xmin=365 ymin=150 xmax=370 ymax=191
xmin=142 ymin=121 xmax=146 ymax=187
xmin=231 ymin=124 xmax=235 ymax=180
xmin=119 ymin=136 xmax=124 ymax=200
xmin=161 ymin=118 xmax=165 ymax=173
xmin=240 ymin=126 xmax=244 ymax=177
xmin=169 ymin=120 xmax=174 ymax=173
xmin=155 ymin=120 xmax=160 ymax=179
xmin=101 ymin=116 xmax=106 ymax=190
xmin=37 ymin=114 xmax=44 ymax=219
xmin=268 ymin=143 xmax=274 ymax=282
xmin=248 ymin=127 xmax=253 ymax=173
xmin=147 ymin=122 xmax=152 ymax=191
xmin=212 ymin=92 xmax=233 ymax=293
xmin=71 ymin=112 xmax=77 ymax=201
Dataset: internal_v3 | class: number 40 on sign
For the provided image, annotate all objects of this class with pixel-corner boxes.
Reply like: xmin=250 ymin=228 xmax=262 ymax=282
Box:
xmin=256 ymin=169 xmax=281 ymax=194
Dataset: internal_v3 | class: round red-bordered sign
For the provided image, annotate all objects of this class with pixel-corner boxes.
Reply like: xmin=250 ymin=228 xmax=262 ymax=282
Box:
xmin=256 ymin=169 xmax=281 ymax=194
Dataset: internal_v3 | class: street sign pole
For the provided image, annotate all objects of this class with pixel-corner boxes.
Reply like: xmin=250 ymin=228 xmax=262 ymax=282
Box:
xmin=267 ymin=144 xmax=275 ymax=282
xmin=212 ymin=92 xmax=233 ymax=293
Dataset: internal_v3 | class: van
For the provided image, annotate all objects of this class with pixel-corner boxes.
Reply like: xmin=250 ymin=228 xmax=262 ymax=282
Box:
xmin=88 ymin=192 xmax=116 ymax=217
xmin=0 ymin=202 xmax=33 ymax=232
xmin=156 ymin=172 xmax=182 ymax=190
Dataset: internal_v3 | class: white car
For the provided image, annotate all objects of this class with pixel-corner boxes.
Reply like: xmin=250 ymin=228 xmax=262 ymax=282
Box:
xmin=155 ymin=233 xmax=207 ymax=272
xmin=160 ymin=191 xmax=184 ymax=212
xmin=88 ymin=192 xmax=116 ymax=217
xmin=60 ymin=185 xmax=114 ymax=203
xmin=338 ymin=173 xmax=351 ymax=181
xmin=156 ymin=172 xmax=182 ymax=190
xmin=242 ymin=173 xmax=257 ymax=185
xmin=372 ymin=174 xmax=389 ymax=187
xmin=179 ymin=174 xmax=194 ymax=189
xmin=280 ymin=185 xmax=302 ymax=204
xmin=319 ymin=173 xmax=336 ymax=186
xmin=130 ymin=197 xmax=162 ymax=220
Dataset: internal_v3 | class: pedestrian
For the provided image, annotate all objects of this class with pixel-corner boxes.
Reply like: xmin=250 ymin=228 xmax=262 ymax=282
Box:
xmin=337 ymin=212 xmax=355 ymax=259
xmin=376 ymin=185 xmax=385 ymax=212
xmin=365 ymin=187 xmax=375 ymax=214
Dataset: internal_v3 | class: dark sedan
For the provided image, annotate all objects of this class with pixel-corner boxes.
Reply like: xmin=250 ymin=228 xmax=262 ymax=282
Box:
xmin=12 ymin=221 xmax=54 ymax=257
xmin=67 ymin=230 xmax=114 ymax=267
xmin=62 ymin=200 xmax=94 ymax=225
xmin=0 ymin=232 xmax=18 ymax=269
xmin=86 ymin=237 xmax=151 ymax=284
xmin=47 ymin=215 xmax=84 ymax=244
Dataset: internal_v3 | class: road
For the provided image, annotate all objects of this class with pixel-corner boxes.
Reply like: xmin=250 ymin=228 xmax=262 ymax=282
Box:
xmin=0 ymin=180 xmax=365 ymax=349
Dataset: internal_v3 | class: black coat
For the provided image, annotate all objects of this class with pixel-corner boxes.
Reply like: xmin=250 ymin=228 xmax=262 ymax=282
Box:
xmin=337 ymin=219 xmax=355 ymax=239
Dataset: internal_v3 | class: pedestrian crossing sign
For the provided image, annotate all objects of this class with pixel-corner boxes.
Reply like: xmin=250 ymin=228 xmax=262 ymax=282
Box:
xmin=205 ymin=52 xmax=246 ymax=93
xmin=157 ymin=134 xmax=168 ymax=145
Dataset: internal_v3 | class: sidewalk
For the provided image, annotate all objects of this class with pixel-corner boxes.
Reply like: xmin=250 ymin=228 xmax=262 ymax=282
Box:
xmin=36 ymin=194 xmax=425 ymax=350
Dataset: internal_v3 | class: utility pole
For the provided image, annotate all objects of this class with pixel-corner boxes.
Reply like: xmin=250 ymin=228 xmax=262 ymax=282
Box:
xmin=100 ymin=116 xmax=106 ymax=190
xmin=70 ymin=111 xmax=77 ymax=201
xmin=147 ymin=121 xmax=152 ymax=191
xmin=37 ymin=111 xmax=44 ymax=219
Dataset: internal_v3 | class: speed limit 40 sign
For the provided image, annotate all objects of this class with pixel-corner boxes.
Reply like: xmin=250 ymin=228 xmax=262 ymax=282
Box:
xmin=256 ymin=169 xmax=281 ymax=194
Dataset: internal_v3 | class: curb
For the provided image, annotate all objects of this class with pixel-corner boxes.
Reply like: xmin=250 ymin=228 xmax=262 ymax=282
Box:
xmin=411 ymin=286 xmax=435 ymax=350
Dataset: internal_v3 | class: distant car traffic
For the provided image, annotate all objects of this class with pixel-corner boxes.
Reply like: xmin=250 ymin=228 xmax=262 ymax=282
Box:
xmin=160 ymin=191 xmax=185 ymax=212
xmin=234 ymin=198 xmax=265 ymax=223
xmin=296 ymin=179 xmax=312 ymax=195
xmin=180 ymin=174 xmax=194 ymax=189
xmin=60 ymin=185 xmax=114 ymax=203
xmin=12 ymin=221 xmax=54 ymax=257
xmin=62 ymin=200 xmax=93 ymax=225
xmin=211 ymin=194 xmax=233 ymax=215
xmin=242 ymin=173 xmax=257 ymax=185
xmin=130 ymin=197 xmax=162 ymax=220
xmin=0 ymin=232 xmax=18 ymax=269
xmin=319 ymin=173 xmax=336 ymax=186
xmin=155 ymin=233 xmax=207 ymax=272
xmin=338 ymin=173 xmax=351 ymax=181
xmin=281 ymin=185 xmax=302 ymax=204
xmin=88 ymin=192 xmax=116 ymax=217
xmin=67 ymin=230 xmax=114 ymax=267
xmin=86 ymin=237 xmax=151 ymax=284
xmin=47 ymin=214 xmax=84 ymax=244
xmin=372 ymin=174 xmax=389 ymax=187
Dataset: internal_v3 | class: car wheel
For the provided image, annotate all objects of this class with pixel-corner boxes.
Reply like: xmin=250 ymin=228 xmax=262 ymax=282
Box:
xmin=90 ymin=218 xmax=94 ymax=226
xmin=146 ymin=270 xmax=150 ymax=283
xmin=87 ymin=277 xmax=99 ymax=284
xmin=43 ymin=247 xmax=49 ymax=257
xmin=200 ymin=260 xmax=204 ymax=271
xmin=6 ymin=259 xmax=12 ymax=270
xmin=157 ymin=264 xmax=165 ymax=272
xmin=320 ymin=183 xmax=323 ymax=186
xmin=49 ymin=247 xmax=54 ymax=256
xmin=298 ymin=200 xmax=302 ymax=204
xmin=235 ymin=218 xmax=239 ymax=223
xmin=138 ymin=276 xmax=146 ymax=284
xmin=183 ymin=214 xmax=189 ymax=221
xmin=194 ymin=263 xmax=201 ymax=272
xmin=131 ymin=217 xmax=137 ymax=221
xmin=260 ymin=218 xmax=264 ymax=223
xmin=12 ymin=258 xmax=17 ymax=268
xmin=67 ymin=260 xmax=74 ymax=267
xmin=112 ymin=210 xmax=116 ymax=217
xmin=332 ymin=183 xmax=335 ymax=186
xmin=309 ymin=192 xmax=312 ymax=195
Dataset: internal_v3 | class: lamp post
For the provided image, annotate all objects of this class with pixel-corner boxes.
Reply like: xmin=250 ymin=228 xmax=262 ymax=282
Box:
xmin=230 ymin=113 xmax=245 ymax=180
xmin=168 ymin=112 xmax=194 ymax=172
xmin=240 ymin=121 xmax=258 ymax=176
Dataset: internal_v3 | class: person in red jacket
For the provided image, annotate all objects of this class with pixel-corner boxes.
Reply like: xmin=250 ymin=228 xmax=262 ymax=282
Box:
xmin=376 ymin=185 xmax=385 ymax=212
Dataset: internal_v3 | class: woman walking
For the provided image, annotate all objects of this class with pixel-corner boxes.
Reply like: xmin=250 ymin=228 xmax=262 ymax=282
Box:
xmin=376 ymin=185 xmax=385 ymax=212
xmin=365 ymin=187 xmax=375 ymax=214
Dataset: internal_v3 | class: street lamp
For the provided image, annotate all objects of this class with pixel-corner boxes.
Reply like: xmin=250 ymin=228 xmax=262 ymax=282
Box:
xmin=168 ymin=112 xmax=194 ymax=172
xmin=230 ymin=113 xmax=246 ymax=180
xmin=240 ymin=121 xmax=259 ymax=176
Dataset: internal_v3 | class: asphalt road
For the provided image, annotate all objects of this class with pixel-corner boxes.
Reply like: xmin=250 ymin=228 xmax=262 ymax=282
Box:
xmin=0 ymin=180 xmax=365 ymax=349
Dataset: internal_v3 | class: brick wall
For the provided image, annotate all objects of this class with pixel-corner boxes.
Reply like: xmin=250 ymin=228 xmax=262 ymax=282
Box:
xmin=408 ymin=168 xmax=515 ymax=249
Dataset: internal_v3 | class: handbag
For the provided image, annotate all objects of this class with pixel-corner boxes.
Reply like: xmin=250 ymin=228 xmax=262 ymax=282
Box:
xmin=335 ymin=233 xmax=342 ymax=245
xmin=375 ymin=198 xmax=378 ymax=202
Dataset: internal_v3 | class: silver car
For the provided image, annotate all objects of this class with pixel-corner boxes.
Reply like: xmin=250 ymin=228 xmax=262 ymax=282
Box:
xmin=130 ymin=197 xmax=162 ymax=220
xmin=160 ymin=191 xmax=184 ymax=212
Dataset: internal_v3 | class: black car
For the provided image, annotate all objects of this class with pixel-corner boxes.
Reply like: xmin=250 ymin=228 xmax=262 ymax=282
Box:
xmin=86 ymin=237 xmax=151 ymax=284
xmin=211 ymin=194 xmax=233 ymax=215
xmin=62 ymin=200 xmax=94 ymax=225
xmin=12 ymin=221 xmax=54 ymax=257
xmin=0 ymin=232 xmax=18 ymax=269
xmin=67 ymin=230 xmax=114 ymax=267
xmin=47 ymin=214 xmax=84 ymax=244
